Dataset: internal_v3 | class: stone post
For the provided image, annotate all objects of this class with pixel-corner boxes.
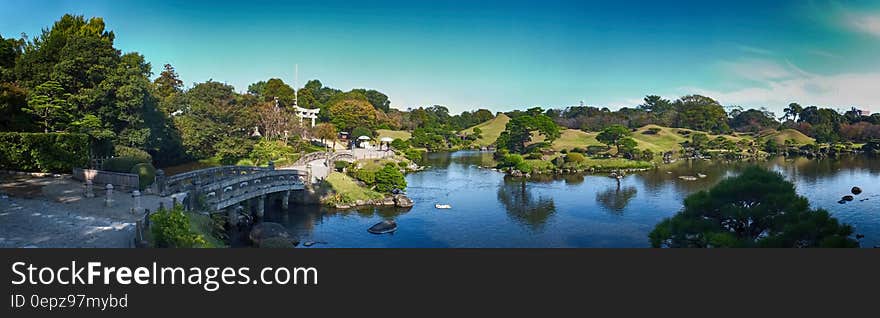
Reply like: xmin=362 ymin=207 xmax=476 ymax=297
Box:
xmin=131 ymin=190 xmax=142 ymax=215
xmin=282 ymin=190 xmax=290 ymax=211
xmin=84 ymin=180 xmax=94 ymax=198
xmin=104 ymin=184 xmax=114 ymax=207
xmin=268 ymin=161 xmax=275 ymax=171
xmin=189 ymin=179 xmax=201 ymax=211
xmin=155 ymin=169 xmax=166 ymax=196
xmin=255 ymin=195 xmax=265 ymax=220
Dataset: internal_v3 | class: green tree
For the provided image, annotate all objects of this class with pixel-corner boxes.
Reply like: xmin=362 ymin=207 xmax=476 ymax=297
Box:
xmin=673 ymin=95 xmax=730 ymax=133
xmin=328 ymin=98 xmax=378 ymax=132
xmin=23 ymin=81 xmax=72 ymax=132
xmin=154 ymin=63 xmax=183 ymax=99
xmin=596 ymin=124 xmax=631 ymax=154
xmin=496 ymin=112 xmax=560 ymax=153
xmin=649 ymin=167 xmax=858 ymax=248
xmin=374 ymin=163 xmax=407 ymax=192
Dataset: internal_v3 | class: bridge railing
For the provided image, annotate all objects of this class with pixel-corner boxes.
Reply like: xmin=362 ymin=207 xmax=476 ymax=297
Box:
xmin=200 ymin=169 xmax=308 ymax=210
xmin=159 ymin=165 xmax=272 ymax=196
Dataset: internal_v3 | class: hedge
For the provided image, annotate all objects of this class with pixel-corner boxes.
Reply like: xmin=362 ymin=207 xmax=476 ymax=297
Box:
xmin=103 ymin=157 xmax=150 ymax=173
xmin=131 ymin=163 xmax=157 ymax=191
xmin=0 ymin=132 xmax=90 ymax=172
xmin=114 ymin=145 xmax=153 ymax=163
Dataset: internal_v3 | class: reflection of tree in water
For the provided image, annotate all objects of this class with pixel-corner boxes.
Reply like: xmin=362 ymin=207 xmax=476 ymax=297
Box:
xmin=595 ymin=182 xmax=637 ymax=215
xmin=497 ymin=178 xmax=556 ymax=230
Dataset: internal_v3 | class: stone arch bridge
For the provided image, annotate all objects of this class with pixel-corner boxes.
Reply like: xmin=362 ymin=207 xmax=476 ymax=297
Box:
xmin=157 ymin=165 xmax=309 ymax=220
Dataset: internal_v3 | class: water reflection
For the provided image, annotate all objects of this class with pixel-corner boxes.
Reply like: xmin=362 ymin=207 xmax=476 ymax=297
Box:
xmin=263 ymin=151 xmax=880 ymax=247
xmin=497 ymin=177 xmax=556 ymax=229
xmin=595 ymin=182 xmax=637 ymax=215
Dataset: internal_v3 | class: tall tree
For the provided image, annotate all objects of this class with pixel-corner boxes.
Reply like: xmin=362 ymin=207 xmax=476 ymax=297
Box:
xmin=327 ymin=98 xmax=378 ymax=132
xmin=23 ymin=80 xmax=71 ymax=132
xmin=154 ymin=63 xmax=183 ymax=99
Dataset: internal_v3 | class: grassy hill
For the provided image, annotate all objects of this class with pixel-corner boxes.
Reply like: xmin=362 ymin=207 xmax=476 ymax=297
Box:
xmin=758 ymin=129 xmax=814 ymax=145
xmin=376 ymin=129 xmax=412 ymax=141
xmin=459 ymin=113 xmax=510 ymax=146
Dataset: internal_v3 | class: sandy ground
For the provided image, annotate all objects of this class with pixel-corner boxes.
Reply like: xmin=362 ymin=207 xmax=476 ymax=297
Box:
xmin=0 ymin=175 xmax=175 ymax=248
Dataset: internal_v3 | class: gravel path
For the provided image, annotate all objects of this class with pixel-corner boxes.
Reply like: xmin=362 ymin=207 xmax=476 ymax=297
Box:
xmin=0 ymin=196 xmax=135 ymax=247
xmin=0 ymin=175 xmax=174 ymax=248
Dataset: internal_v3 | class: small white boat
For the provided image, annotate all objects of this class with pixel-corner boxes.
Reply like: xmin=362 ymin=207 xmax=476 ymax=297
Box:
xmin=435 ymin=204 xmax=452 ymax=209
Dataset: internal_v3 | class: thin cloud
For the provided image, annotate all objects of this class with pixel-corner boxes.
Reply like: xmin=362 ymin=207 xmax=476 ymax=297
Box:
xmin=847 ymin=12 xmax=880 ymax=37
xmin=736 ymin=44 xmax=775 ymax=56
xmin=807 ymin=49 xmax=839 ymax=58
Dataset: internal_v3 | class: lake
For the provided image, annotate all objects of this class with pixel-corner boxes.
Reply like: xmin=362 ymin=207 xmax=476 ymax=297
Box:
xmin=264 ymin=151 xmax=880 ymax=248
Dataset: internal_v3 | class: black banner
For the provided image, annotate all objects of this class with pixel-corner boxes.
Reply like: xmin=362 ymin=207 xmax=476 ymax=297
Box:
xmin=2 ymin=249 xmax=878 ymax=316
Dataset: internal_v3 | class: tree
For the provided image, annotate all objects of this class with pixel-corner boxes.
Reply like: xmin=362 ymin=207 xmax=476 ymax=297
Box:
xmin=596 ymin=124 xmax=631 ymax=154
xmin=496 ymin=112 xmax=560 ymax=153
xmin=328 ymin=98 xmax=378 ymax=132
xmin=263 ymin=78 xmax=297 ymax=106
xmin=673 ymin=95 xmax=730 ymax=133
xmin=23 ymin=81 xmax=72 ymax=132
xmin=374 ymin=163 xmax=407 ymax=192
xmin=781 ymin=103 xmax=803 ymax=122
xmin=649 ymin=167 xmax=858 ymax=248
xmin=154 ymin=64 xmax=183 ymax=98
xmin=312 ymin=123 xmax=337 ymax=150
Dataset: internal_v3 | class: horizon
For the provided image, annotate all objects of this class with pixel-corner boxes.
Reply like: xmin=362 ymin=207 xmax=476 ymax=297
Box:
xmin=3 ymin=0 xmax=880 ymax=114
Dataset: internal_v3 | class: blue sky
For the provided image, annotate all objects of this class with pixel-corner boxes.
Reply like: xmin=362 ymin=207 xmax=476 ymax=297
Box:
xmin=2 ymin=0 xmax=880 ymax=114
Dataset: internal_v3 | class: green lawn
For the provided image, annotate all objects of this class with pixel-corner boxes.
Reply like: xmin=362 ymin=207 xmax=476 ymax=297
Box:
xmin=459 ymin=113 xmax=510 ymax=146
xmin=325 ymin=172 xmax=384 ymax=202
xmin=377 ymin=129 xmax=412 ymax=141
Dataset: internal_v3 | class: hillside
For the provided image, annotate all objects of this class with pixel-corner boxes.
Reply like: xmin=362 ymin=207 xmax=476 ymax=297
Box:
xmin=459 ymin=113 xmax=510 ymax=146
xmin=533 ymin=124 xmax=755 ymax=153
xmin=377 ymin=129 xmax=412 ymax=141
xmin=759 ymin=129 xmax=814 ymax=145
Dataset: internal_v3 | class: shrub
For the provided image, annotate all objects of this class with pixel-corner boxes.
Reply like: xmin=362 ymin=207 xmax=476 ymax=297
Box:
xmin=497 ymin=154 xmax=524 ymax=168
xmin=249 ymin=139 xmax=296 ymax=166
xmin=103 ymin=157 xmax=149 ymax=173
xmin=404 ymin=148 xmax=424 ymax=162
xmin=564 ymin=153 xmax=586 ymax=163
xmin=390 ymin=138 xmax=409 ymax=150
xmin=397 ymin=161 xmax=408 ymax=169
xmin=352 ymin=168 xmax=377 ymax=185
xmin=553 ymin=156 xmax=565 ymax=168
xmin=559 ymin=149 xmax=568 ymax=154
xmin=130 ymin=163 xmax=157 ymax=190
xmin=149 ymin=203 xmax=207 ymax=248
xmin=374 ymin=163 xmax=407 ymax=192
xmin=643 ymin=127 xmax=662 ymax=135
xmin=526 ymin=153 xmax=542 ymax=160
xmin=236 ymin=158 xmax=255 ymax=166
xmin=0 ymin=132 xmax=89 ymax=172
xmin=586 ymin=145 xmax=610 ymax=155
xmin=114 ymin=145 xmax=152 ymax=164
xmin=571 ymin=147 xmax=585 ymax=153
xmin=515 ymin=161 xmax=532 ymax=173
xmin=473 ymin=127 xmax=482 ymax=134
xmin=335 ymin=160 xmax=351 ymax=171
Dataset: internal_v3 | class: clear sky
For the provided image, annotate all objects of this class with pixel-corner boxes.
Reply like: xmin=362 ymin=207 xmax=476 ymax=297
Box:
xmin=2 ymin=0 xmax=880 ymax=114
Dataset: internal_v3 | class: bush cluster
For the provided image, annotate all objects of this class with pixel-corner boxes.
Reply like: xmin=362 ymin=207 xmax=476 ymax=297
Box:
xmin=0 ymin=132 xmax=89 ymax=172
xmin=149 ymin=203 xmax=207 ymax=248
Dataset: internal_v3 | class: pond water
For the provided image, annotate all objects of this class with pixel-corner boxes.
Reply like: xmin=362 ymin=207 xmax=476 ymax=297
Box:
xmin=263 ymin=151 xmax=880 ymax=247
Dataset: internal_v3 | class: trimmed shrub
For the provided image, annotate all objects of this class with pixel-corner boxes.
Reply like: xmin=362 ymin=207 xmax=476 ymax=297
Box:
xmin=0 ymin=132 xmax=89 ymax=172
xmin=404 ymin=148 xmax=424 ymax=162
xmin=374 ymin=163 xmax=407 ymax=192
xmin=236 ymin=158 xmax=255 ymax=166
xmin=564 ymin=152 xmax=586 ymax=163
xmin=131 ymin=163 xmax=157 ymax=190
xmin=114 ymin=145 xmax=152 ymax=164
xmin=526 ymin=153 xmax=542 ymax=160
xmin=643 ymin=127 xmax=662 ymax=135
xmin=352 ymin=168 xmax=377 ymax=185
xmin=390 ymin=138 xmax=409 ymax=150
xmin=103 ymin=157 xmax=149 ymax=173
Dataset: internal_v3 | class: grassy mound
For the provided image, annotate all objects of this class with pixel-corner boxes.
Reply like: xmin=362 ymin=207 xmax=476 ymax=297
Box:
xmin=377 ymin=129 xmax=412 ymax=141
xmin=459 ymin=113 xmax=510 ymax=146
xmin=760 ymin=129 xmax=814 ymax=145
xmin=325 ymin=172 xmax=384 ymax=202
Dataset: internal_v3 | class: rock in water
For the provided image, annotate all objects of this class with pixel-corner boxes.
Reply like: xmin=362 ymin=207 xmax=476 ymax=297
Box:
xmin=842 ymin=195 xmax=854 ymax=202
xmin=368 ymin=220 xmax=397 ymax=234
xmin=852 ymin=187 xmax=862 ymax=195
xmin=249 ymin=222 xmax=294 ymax=247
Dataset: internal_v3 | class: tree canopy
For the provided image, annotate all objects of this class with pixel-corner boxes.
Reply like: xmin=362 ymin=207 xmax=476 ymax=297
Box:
xmin=649 ymin=166 xmax=858 ymax=248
